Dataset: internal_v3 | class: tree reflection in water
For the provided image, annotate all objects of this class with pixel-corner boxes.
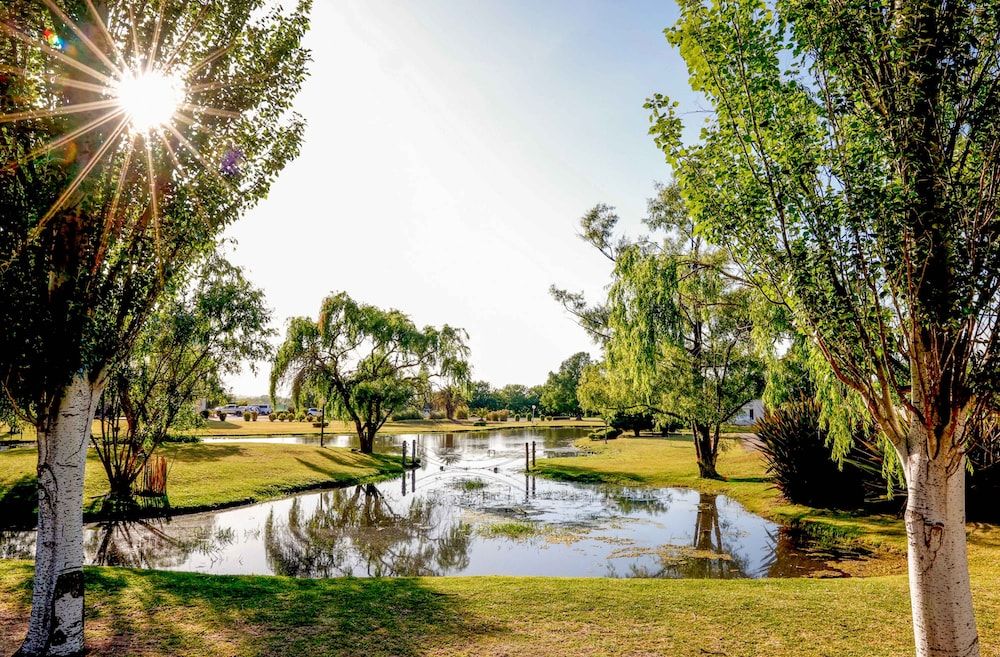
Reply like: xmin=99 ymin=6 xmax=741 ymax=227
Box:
xmin=84 ymin=517 xmax=235 ymax=569
xmin=264 ymin=484 xmax=472 ymax=577
xmin=625 ymin=492 xmax=750 ymax=578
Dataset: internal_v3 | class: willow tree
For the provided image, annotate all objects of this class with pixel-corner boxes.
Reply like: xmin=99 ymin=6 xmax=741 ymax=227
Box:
xmin=553 ymin=184 xmax=764 ymax=477
xmin=271 ymin=292 xmax=470 ymax=453
xmin=0 ymin=2 xmax=308 ymax=654
xmin=648 ymin=0 xmax=1000 ymax=653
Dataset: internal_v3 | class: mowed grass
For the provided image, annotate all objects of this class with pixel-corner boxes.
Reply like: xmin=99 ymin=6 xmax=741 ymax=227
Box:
xmin=1 ymin=559 xmax=1000 ymax=656
xmin=0 ymin=442 xmax=402 ymax=523
xmin=2 ymin=433 xmax=999 ymax=655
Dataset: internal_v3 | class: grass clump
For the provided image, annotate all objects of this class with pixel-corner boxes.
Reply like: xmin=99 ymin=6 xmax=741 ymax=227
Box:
xmin=478 ymin=521 xmax=539 ymax=540
xmin=455 ymin=478 xmax=488 ymax=492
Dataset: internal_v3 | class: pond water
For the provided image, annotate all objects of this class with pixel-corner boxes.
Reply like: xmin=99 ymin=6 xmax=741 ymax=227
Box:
xmin=0 ymin=428 xmax=841 ymax=578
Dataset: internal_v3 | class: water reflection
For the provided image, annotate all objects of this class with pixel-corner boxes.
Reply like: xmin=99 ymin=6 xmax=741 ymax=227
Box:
xmin=264 ymin=485 xmax=472 ymax=577
xmin=2 ymin=428 xmax=842 ymax=579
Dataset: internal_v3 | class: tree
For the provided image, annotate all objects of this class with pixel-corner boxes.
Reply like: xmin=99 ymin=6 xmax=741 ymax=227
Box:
xmin=468 ymin=380 xmax=502 ymax=413
xmin=93 ymin=256 xmax=272 ymax=508
xmin=0 ymin=2 xmax=308 ymax=653
xmin=647 ymin=0 xmax=999 ymax=652
xmin=539 ymin=352 xmax=591 ymax=417
xmin=554 ymin=183 xmax=764 ymax=478
xmin=270 ymin=293 xmax=470 ymax=453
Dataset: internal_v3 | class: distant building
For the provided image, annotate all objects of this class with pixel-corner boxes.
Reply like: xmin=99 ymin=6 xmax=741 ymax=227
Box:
xmin=730 ymin=399 xmax=764 ymax=426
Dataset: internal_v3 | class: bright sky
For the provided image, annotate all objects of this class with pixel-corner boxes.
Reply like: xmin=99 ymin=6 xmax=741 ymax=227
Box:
xmin=223 ymin=0 xmax=699 ymax=396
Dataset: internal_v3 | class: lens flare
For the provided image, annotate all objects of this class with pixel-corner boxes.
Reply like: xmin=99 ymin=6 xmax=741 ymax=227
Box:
xmin=114 ymin=70 xmax=184 ymax=133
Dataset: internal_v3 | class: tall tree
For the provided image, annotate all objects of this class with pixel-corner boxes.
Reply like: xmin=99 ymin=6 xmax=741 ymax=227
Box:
xmin=554 ymin=183 xmax=764 ymax=477
xmin=647 ymin=0 xmax=1000 ymax=652
xmin=0 ymin=2 xmax=308 ymax=653
xmin=539 ymin=352 xmax=591 ymax=417
xmin=270 ymin=292 xmax=470 ymax=453
xmin=94 ymin=255 xmax=272 ymax=507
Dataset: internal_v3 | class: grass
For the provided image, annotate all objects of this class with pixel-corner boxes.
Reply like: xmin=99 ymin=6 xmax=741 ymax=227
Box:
xmin=478 ymin=521 xmax=538 ymax=539
xmin=2 ymin=434 xmax=999 ymax=656
xmin=1 ymin=557 xmax=999 ymax=656
xmin=0 ymin=442 xmax=402 ymax=524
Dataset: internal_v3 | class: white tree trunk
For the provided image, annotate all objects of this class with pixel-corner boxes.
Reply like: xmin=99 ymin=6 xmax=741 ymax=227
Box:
xmin=902 ymin=442 xmax=980 ymax=657
xmin=18 ymin=373 xmax=101 ymax=657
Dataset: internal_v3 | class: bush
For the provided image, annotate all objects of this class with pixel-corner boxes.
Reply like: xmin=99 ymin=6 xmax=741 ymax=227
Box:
xmin=391 ymin=408 xmax=423 ymax=421
xmin=588 ymin=427 xmax=621 ymax=441
xmin=311 ymin=421 xmax=329 ymax=428
xmin=251 ymin=411 xmax=259 ymax=422
xmin=473 ymin=420 xmax=487 ymax=427
xmin=755 ymin=400 xmax=885 ymax=510
xmin=455 ymin=408 xmax=469 ymax=420
xmin=268 ymin=413 xmax=277 ymax=422
xmin=514 ymin=415 xmax=521 ymax=422
xmin=162 ymin=433 xmax=201 ymax=444
xmin=200 ymin=409 xmax=211 ymax=420
xmin=966 ymin=417 xmax=1000 ymax=522
xmin=429 ymin=410 xmax=446 ymax=420
xmin=296 ymin=413 xmax=306 ymax=422
xmin=216 ymin=411 xmax=226 ymax=421
xmin=243 ymin=411 xmax=251 ymax=421
xmin=609 ymin=412 xmax=655 ymax=437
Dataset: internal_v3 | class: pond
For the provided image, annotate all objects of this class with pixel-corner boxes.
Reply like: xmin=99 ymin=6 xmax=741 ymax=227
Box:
xmin=0 ymin=428 xmax=844 ymax=578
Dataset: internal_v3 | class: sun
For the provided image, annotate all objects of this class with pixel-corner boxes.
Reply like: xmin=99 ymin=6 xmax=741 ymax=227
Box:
xmin=114 ymin=69 xmax=185 ymax=134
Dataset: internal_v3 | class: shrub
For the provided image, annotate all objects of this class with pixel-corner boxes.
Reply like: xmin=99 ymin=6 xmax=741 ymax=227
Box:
xmin=497 ymin=410 xmax=509 ymax=422
xmin=755 ymin=400 xmax=886 ymax=510
xmin=268 ymin=413 xmax=277 ymax=422
xmin=243 ymin=411 xmax=251 ymax=421
xmin=296 ymin=413 xmax=306 ymax=422
xmin=162 ymin=433 xmax=201 ymax=444
xmin=609 ymin=412 xmax=655 ymax=437
xmin=216 ymin=411 xmax=226 ymax=421
xmin=455 ymin=408 xmax=468 ymax=420
xmin=251 ymin=411 xmax=259 ymax=422
xmin=429 ymin=410 xmax=446 ymax=420
xmin=588 ymin=427 xmax=622 ymax=441
xmin=391 ymin=408 xmax=423 ymax=421
xmin=199 ymin=409 xmax=210 ymax=420
xmin=311 ymin=421 xmax=329 ymax=428
xmin=473 ymin=420 xmax=487 ymax=427
xmin=966 ymin=417 xmax=1000 ymax=522
xmin=514 ymin=415 xmax=521 ymax=422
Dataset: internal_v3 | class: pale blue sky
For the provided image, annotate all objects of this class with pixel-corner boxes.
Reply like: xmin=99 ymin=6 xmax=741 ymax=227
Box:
xmin=225 ymin=0 xmax=700 ymax=395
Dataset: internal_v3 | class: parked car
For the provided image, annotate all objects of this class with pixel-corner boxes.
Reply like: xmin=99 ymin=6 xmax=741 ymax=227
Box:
xmin=215 ymin=403 xmax=242 ymax=416
xmin=254 ymin=404 xmax=272 ymax=415
xmin=306 ymin=408 xmax=323 ymax=417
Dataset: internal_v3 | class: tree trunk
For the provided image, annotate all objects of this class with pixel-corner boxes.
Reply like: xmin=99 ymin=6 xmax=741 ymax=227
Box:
xmin=692 ymin=421 xmax=720 ymax=479
xmin=18 ymin=373 xmax=101 ymax=657
xmin=901 ymin=434 xmax=980 ymax=657
xmin=359 ymin=428 xmax=375 ymax=454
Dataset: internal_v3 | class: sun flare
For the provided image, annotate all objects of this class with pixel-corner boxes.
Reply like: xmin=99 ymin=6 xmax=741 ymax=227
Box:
xmin=114 ymin=70 xmax=185 ymax=134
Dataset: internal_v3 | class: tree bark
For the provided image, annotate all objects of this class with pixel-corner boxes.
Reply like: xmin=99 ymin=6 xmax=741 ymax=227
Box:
xmin=901 ymin=432 xmax=980 ymax=657
xmin=692 ymin=421 xmax=720 ymax=479
xmin=18 ymin=373 xmax=102 ymax=657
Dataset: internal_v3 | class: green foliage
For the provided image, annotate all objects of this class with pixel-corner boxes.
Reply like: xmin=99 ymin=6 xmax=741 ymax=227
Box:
xmin=270 ymin=292 xmax=470 ymax=453
xmin=588 ymin=427 xmax=622 ymax=441
xmin=755 ymin=400 xmax=890 ymax=510
xmin=609 ymin=412 xmax=654 ymax=437
xmin=539 ymin=352 xmax=591 ymax=417
xmin=390 ymin=408 xmax=423 ymax=421
xmin=0 ymin=0 xmax=310 ymax=429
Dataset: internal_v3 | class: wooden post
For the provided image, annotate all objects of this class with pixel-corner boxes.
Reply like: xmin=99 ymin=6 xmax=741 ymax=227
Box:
xmin=320 ymin=408 xmax=325 ymax=448
xmin=531 ymin=441 xmax=536 ymax=467
xmin=402 ymin=440 xmax=407 ymax=467
xmin=525 ymin=442 xmax=530 ymax=471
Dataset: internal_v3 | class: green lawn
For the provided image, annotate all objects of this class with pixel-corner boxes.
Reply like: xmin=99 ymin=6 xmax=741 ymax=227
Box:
xmin=0 ymin=442 xmax=402 ymax=524
xmin=2 ymin=435 xmax=999 ymax=656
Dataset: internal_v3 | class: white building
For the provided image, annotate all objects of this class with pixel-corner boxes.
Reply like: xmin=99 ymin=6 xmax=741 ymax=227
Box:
xmin=729 ymin=399 xmax=764 ymax=426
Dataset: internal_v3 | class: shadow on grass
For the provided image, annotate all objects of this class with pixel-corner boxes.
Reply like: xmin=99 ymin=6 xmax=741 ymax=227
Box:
xmin=161 ymin=444 xmax=245 ymax=462
xmin=74 ymin=567 xmax=505 ymax=657
xmin=0 ymin=476 xmax=38 ymax=528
